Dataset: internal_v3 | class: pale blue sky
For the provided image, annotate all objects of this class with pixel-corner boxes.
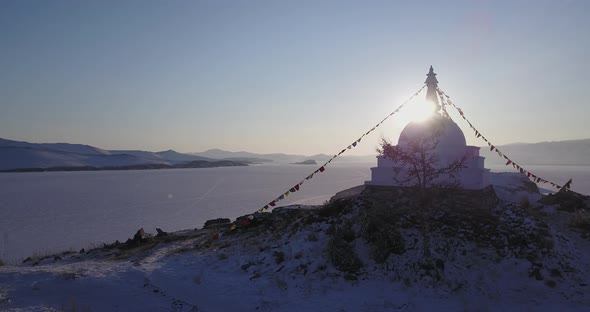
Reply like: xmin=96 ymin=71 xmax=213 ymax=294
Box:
xmin=1 ymin=0 xmax=589 ymax=155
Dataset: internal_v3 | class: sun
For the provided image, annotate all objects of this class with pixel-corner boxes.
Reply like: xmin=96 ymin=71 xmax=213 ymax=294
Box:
xmin=404 ymin=100 xmax=436 ymax=122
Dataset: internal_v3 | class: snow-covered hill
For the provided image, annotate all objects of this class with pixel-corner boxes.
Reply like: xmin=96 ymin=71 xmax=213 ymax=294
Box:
xmin=1 ymin=175 xmax=589 ymax=311
xmin=155 ymin=150 xmax=215 ymax=163
xmin=0 ymin=146 xmax=168 ymax=170
xmin=0 ymin=138 xmax=111 ymax=156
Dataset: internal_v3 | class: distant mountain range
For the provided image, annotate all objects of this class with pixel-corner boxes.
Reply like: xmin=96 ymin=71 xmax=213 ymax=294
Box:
xmin=194 ymin=139 xmax=590 ymax=166
xmin=191 ymin=148 xmax=375 ymax=164
xmin=480 ymin=138 xmax=590 ymax=166
xmin=190 ymin=148 xmax=329 ymax=163
xmin=0 ymin=138 xmax=240 ymax=172
xmin=1 ymin=137 xmax=588 ymax=172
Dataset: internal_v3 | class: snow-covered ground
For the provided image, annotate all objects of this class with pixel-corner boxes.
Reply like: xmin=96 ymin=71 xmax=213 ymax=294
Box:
xmin=1 ymin=173 xmax=589 ymax=311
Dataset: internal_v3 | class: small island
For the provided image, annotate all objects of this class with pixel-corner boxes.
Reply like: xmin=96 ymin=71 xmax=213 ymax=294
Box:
xmin=292 ymin=159 xmax=317 ymax=165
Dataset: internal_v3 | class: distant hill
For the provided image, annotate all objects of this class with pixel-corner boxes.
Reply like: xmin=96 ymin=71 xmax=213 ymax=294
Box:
xmin=0 ymin=138 xmax=241 ymax=171
xmin=481 ymin=138 xmax=590 ymax=166
xmin=191 ymin=149 xmax=321 ymax=163
xmin=1 ymin=160 xmax=248 ymax=173
xmin=0 ymin=146 xmax=166 ymax=171
xmin=108 ymin=150 xmax=168 ymax=163
xmin=0 ymin=138 xmax=111 ymax=156
xmin=292 ymin=159 xmax=317 ymax=165
xmin=192 ymin=149 xmax=374 ymax=164
xmin=221 ymin=157 xmax=274 ymax=164
xmin=155 ymin=150 xmax=216 ymax=163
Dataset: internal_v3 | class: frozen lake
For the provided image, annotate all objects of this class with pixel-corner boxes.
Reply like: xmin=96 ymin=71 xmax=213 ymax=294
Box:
xmin=0 ymin=163 xmax=372 ymax=263
xmin=1 ymin=162 xmax=589 ymax=263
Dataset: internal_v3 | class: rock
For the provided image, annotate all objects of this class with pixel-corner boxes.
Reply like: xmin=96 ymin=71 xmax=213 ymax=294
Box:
xmin=331 ymin=185 xmax=366 ymax=202
xmin=133 ymin=228 xmax=146 ymax=242
xmin=156 ymin=228 xmax=168 ymax=237
xmin=204 ymin=218 xmax=231 ymax=229
xmin=539 ymin=189 xmax=590 ymax=212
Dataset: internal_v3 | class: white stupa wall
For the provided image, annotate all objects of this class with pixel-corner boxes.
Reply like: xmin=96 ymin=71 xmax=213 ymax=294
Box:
xmin=367 ymin=145 xmax=490 ymax=189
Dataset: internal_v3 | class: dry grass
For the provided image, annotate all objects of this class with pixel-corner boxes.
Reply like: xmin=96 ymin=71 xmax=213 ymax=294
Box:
xmin=570 ymin=210 xmax=590 ymax=233
xmin=361 ymin=200 xmax=406 ymax=263
xmin=294 ymin=251 xmax=304 ymax=259
xmin=327 ymin=221 xmax=362 ymax=274
xmin=273 ymin=251 xmax=285 ymax=264
xmin=217 ymin=253 xmax=228 ymax=260
xmin=318 ymin=198 xmax=353 ymax=218
xmin=58 ymin=298 xmax=93 ymax=312
xmin=519 ymin=197 xmax=531 ymax=211
xmin=306 ymin=233 xmax=318 ymax=242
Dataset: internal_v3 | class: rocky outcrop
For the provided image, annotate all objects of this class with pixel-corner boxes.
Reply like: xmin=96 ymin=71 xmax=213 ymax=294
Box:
xmin=539 ymin=188 xmax=590 ymax=212
xmin=204 ymin=218 xmax=231 ymax=229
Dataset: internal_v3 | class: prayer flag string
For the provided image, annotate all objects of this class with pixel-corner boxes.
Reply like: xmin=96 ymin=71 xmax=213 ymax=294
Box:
xmin=437 ymin=88 xmax=567 ymax=190
xmin=254 ymin=85 xmax=427 ymax=213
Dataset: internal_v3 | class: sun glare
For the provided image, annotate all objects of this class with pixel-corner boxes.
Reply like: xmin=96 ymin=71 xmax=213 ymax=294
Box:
xmin=405 ymin=101 xmax=435 ymax=122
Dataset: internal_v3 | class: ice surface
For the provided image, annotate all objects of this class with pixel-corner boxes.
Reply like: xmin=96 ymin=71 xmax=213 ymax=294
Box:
xmin=0 ymin=164 xmax=372 ymax=263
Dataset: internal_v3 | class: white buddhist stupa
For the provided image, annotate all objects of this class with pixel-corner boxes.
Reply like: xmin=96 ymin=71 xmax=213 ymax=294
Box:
xmin=366 ymin=67 xmax=490 ymax=189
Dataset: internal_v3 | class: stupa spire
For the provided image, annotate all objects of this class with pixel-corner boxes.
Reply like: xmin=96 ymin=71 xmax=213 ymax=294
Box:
xmin=425 ymin=66 xmax=441 ymax=114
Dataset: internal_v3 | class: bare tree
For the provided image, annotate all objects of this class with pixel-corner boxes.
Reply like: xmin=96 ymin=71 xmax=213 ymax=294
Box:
xmin=378 ymin=119 xmax=467 ymax=198
xmin=377 ymin=118 xmax=469 ymax=261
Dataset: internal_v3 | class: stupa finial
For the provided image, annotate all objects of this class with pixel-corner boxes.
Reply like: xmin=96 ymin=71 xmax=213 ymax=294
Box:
xmin=425 ymin=66 xmax=441 ymax=114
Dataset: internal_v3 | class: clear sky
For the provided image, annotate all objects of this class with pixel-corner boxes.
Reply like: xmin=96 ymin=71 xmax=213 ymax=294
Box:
xmin=1 ymin=0 xmax=589 ymax=155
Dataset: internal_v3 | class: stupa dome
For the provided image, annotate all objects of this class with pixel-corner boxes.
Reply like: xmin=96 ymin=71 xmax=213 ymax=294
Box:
xmin=398 ymin=115 xmax=466 ymax=149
